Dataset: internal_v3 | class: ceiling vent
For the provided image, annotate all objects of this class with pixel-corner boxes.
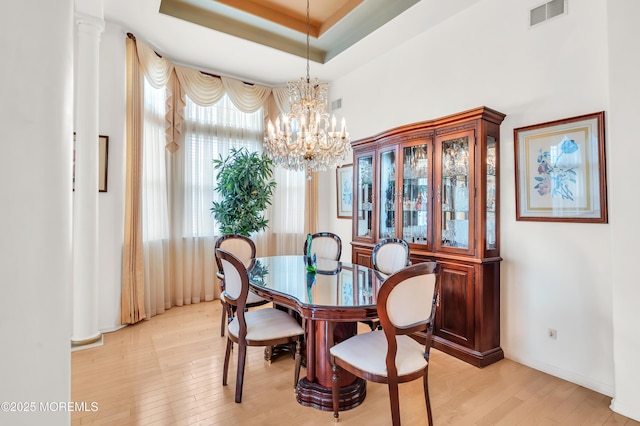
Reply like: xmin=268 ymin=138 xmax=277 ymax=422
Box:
xmin=530 ymin=0 xmax=567 ymax=27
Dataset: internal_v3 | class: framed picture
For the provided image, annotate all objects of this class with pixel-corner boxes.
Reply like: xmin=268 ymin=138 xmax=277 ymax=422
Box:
xmin=99 ymin=135 xmax=109 ymax=192
xmin=73 ymin=134 xmax=109 ymax=192
xmin=336 ymin=164 xmax=353 ymax=218
xmin=514 ymin=112 xmax=607 ymax=223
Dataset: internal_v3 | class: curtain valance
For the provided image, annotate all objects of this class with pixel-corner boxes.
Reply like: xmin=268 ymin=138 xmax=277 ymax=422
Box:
xmin=134 ymin=39 xmax=283 ymax=131
xmin=135 ymin=41 xmax=174 ymax=88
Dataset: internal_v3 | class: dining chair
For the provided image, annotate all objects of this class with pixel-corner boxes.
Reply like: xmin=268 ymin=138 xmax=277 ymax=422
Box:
xmin=364 ymin=238 xmax=412 ymax=330
xmin=372 ymin=238 xmax=411 ymax=276
xmin=217 ymin=248 xmax=305 ymax=403
xmin=215 ymin=234 xmax=269 ymax=337
xmin=303 ymin=232 xmax=342 ymax=261
xmin=329 ymin=261 xmax=440 ymax=426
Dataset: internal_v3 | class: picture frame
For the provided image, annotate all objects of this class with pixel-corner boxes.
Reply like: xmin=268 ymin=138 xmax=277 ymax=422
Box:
xmin=73 ymin=134 xmax=109 ymax=192
xmin=99 ymin=135 xmax=109 ymax=192
xmin=514 ymin=112 xmax=607 ymax=223
xmin=336 ymin=164 xmax=353 ymax=219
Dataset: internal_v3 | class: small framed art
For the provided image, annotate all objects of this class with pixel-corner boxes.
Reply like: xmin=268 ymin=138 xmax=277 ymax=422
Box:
xmin=336 ymin=164 xmax=353 ymax=219
xmin=98 ymin=135 xmax=109 ymax=192
xmin=73 ymin=134 xmax=109 ymax=192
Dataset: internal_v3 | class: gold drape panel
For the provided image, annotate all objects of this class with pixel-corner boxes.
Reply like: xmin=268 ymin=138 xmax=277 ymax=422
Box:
xmin=121 ymin=38 xmax=146 ymax=324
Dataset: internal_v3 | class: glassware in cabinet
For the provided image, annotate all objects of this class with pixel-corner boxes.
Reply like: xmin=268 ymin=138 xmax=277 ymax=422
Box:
xmin=439 ymin=135 xmax=471 ymax=250
xmin=356 ymin=154 xmax=374 ymax=239
xmin=401 ymin=143 xmax=429 ymax=245
xmin=378 ymin=148 xmax=397 ymax=239
xmin=486 ymin=137 xmax=497 ymax=249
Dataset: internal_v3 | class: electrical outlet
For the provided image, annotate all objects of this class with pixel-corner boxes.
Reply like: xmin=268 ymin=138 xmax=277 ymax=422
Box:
xmin=548 ymin=328 xmax=557 ymax=340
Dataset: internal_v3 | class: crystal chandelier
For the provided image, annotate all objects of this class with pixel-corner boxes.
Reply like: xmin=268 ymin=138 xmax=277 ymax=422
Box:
xmin=264 ymin=0 xmax=350 ymax=179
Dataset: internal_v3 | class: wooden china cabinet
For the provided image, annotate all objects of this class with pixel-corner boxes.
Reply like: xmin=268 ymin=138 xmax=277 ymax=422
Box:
xmin=351 ymin=106 xmax=505 ymax=367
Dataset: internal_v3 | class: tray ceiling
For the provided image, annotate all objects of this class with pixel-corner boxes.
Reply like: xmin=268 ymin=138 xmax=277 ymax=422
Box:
xmin=158 ymin=0 xmax=421 ymax=63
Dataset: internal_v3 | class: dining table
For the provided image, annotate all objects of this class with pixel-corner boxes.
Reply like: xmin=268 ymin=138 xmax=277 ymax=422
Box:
xmin=247 ymin=255 xmax=386 ymax=412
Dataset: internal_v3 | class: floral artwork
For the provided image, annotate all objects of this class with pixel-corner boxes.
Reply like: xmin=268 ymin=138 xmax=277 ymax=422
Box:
xmin=342 ymin=177 xmax=352 ymax=207
xmin=514 ymin=112 xmax=607 ymax=223
xmin=336 ymin=164 xmax=353 ymax=218
xmin=534 ymin=136 xmax=579 ymax=200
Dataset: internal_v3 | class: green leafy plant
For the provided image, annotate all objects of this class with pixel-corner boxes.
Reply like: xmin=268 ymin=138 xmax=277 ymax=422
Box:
xmin=210 ymin=147 xmax=277 ymax=236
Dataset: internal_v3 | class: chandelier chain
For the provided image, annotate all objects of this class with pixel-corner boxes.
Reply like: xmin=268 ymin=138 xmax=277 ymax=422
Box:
xmin=263 ymin=0 xmax=351 ymax=179
xmin=306 ymin=0 xmax=310 ymax=82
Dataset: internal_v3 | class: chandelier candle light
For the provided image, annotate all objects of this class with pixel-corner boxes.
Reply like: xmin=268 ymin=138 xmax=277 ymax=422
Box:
xmin=264 ymin=0 xmax=351 ymax=179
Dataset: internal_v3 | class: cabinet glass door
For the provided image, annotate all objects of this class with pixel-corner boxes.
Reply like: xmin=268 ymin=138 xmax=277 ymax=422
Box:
xmin=378 ymin=148 xmax=397 ymax=239
xmin=401 ymin=143 xmax=429 ymax=246
xmin=486 ymin=137 xmax=497 ymax=250
xmin=356 ymin=154 xmax=374 ymax=238
xmin=440 ymin=136 xmax=470 ymax=249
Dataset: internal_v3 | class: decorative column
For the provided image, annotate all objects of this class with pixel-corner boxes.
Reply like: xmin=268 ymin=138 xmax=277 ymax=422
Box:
xmin=72 ymin=13 xmax=105 ymax=345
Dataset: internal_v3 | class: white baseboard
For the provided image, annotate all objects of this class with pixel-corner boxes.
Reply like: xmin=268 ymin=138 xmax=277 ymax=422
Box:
xmin=610 ymin=398 xmax=640 ymax=422
xmin=505 ymin=354 xmax=614 ymax=397
xmin=100 ymin=323 xmax=127 ymax=334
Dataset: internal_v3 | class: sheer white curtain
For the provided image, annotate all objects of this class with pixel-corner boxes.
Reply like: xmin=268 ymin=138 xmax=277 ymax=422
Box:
xmin=141 ymin=85 xmax=307 ymax=316
xmin=142 ymin=79 xmax=172 ymax=316
xmin=265 ymin=166 xmax=306 ymax=256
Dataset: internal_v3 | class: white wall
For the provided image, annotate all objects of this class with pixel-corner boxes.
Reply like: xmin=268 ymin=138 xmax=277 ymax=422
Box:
xmin=607 ymin=1 xmax=640 ymax=421
xmin=324 ymin=0 xmax=616 ymax=399
xmin=0 ymin=1 xmax=73 ymax=424
xmin=317 ymin=168 xmax=353 ymax=262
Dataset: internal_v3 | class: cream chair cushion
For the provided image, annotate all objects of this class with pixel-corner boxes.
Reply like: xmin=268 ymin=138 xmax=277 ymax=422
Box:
xmin=386 ymin=274 xmax=435 ymax=327
xmin=311 ymin=236 xmax=340 ymax=261
xmin=222 ymin=291 xmax=264 ymax=305
xmin=228 ymin=308 xmax=304 ymax=341
xmin=330 ymin=331 xmax=427 ymax=377
xmin=219 ymin=238 xmax=254 ymax=266
xmin=375 ymin=243 xmax=409 ymax=275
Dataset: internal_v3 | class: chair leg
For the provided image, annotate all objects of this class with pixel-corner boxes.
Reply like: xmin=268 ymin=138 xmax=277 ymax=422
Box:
xmin=235 ymin=342 xmax=247 ymax=403
xmin=222 ymin=337 xmax=232 ymax=386
xmin=220 ymin=300 xmax=227 ymax=337
xmin=294 ymin=339 xmax=302 ymax=390
xmin=331 ymin=364 xmax=340 ymax=422
xmin=226 ymin=305 xmax=235 ymax=351
xmin=423 ymin=370 xmax=433 ymax=426
xmin=388 ymin=380 xmax=401 ymax=426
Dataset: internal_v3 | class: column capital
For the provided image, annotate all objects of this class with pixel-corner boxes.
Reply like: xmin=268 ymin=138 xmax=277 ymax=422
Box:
xmin=75 ymin=12 xmax=105 ymax=36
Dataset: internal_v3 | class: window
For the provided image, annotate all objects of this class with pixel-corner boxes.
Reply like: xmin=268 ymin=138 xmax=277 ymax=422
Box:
xmin=183 ymin=94 xmax=264 ymax=237
xmin=141 ymin=78 xmax=305 ymax=248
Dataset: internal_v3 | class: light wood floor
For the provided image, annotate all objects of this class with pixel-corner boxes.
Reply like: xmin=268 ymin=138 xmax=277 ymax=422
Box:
xmin=72 ymin=301 xmax=638 ymax=425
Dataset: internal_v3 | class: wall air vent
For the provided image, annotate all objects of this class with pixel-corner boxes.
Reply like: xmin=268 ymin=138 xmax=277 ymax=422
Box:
xmin=331 ymin=98 xmax=342 ymax=111
xmin=530 ymin=0 xmax=567 ymax=27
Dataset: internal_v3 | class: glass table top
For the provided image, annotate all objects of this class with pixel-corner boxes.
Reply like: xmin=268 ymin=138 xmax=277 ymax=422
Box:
xmin=248 ymin=255 xmax=385 ymax=308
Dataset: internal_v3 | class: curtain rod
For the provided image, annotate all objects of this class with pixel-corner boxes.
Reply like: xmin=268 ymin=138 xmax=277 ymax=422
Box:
xmin=126 ymin=32 xmax=254 ymax=86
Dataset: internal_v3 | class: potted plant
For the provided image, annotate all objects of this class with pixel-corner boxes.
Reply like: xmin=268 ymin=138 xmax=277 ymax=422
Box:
xmin=210 ymin=147 xmax=277 ymax=237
